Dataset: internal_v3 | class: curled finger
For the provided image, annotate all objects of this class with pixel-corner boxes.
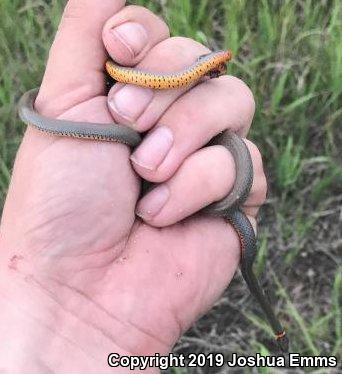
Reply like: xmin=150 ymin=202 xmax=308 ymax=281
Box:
xmin=136 ymin=139 xmax=267 ymax=228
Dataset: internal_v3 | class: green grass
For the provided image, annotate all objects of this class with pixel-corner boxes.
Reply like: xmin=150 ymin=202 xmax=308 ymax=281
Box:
xmin=1 ymin=0 xmax=341 ymax=370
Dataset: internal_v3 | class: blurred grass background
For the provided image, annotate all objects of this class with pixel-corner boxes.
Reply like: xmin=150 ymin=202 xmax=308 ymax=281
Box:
xmin=0 ymin=0 xmax=341 ymax=371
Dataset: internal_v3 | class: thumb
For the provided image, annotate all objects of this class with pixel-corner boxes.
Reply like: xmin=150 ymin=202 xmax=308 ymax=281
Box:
xmin=36 ymin=0 xmax=126 ymax=117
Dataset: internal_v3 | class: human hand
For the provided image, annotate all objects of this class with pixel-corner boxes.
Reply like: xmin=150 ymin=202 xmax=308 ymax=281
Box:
xmin=0 ymin=1 xmax=266 ymax=372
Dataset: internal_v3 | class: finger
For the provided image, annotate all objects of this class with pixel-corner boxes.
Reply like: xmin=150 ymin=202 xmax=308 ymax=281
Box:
xmin=106 ymin=37 xmax=211 ymax=131
xmin=102 ymin=5 xmax=170 ymax=66
xmin=135 ymin=140 xmax=267 ymax=227
xmin=241 ymin=139 xmax=268 ymax=218
xmin=36 ymin=0 xmax=126 ymax=117
xmin=130 ymin=75 xmax=255 ymax=182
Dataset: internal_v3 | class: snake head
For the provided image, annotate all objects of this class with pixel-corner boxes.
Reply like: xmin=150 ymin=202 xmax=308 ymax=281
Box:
xmin=206 ymin=62 xmax=227 ymax=79
xmin=198 ymin=50 xmax=232 ymax=79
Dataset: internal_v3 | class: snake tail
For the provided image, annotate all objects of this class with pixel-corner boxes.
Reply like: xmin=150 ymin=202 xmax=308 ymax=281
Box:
xmin=203 ymin=134 xmax=288 ymax=352
xmin=229 ymin=210 xmax=289 ymax=353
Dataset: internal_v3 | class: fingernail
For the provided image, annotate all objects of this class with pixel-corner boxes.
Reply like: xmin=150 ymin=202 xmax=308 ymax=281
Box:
xmin=136 ymin=184 xmax=170 ymax=219
xmin=109 ymin=85 xmax=154 ymax=121
xmin=130 ymin=126 xmax=174 ymax=170
xmin=111 ymin=22 xmax=148 ymax=58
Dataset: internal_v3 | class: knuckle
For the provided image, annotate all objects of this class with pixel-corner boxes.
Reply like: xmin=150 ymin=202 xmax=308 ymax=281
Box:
xmin=249 ymin=168 xmax=267 ymax=207
xmin=216 ymin=76 xmax=255 ymax=131
xmin=204 ymin=147 xmax=233 ymax=200
xmin=149 ymin=37 xmax=209 ymax=69
xmin=245 ymin=180 xmax=267 ymax=211
xmin=164 ymin=36 xmax=208 ymax=54
xmin=257 ymin=175 xmax=268 ymax=204
xmin=221 ymin=75 xmax=255 ymax=113
xmin=229 ymin=76 xmax=255 ymax=105
xmin=245 ymin=140 xmax=264 ymax=171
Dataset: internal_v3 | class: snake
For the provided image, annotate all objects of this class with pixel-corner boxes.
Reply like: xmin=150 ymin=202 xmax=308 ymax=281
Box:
xmin=18 ymin=50 xmax=288 ymax=352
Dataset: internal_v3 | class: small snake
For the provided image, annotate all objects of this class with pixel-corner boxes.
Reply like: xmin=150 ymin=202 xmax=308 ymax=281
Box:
xmin=18 ymin=50 xmax=288 ymax=352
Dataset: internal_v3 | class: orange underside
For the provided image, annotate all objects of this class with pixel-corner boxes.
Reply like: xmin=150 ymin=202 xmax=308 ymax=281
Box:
xmin=105 ymin=50 xmax=232 ymax=89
